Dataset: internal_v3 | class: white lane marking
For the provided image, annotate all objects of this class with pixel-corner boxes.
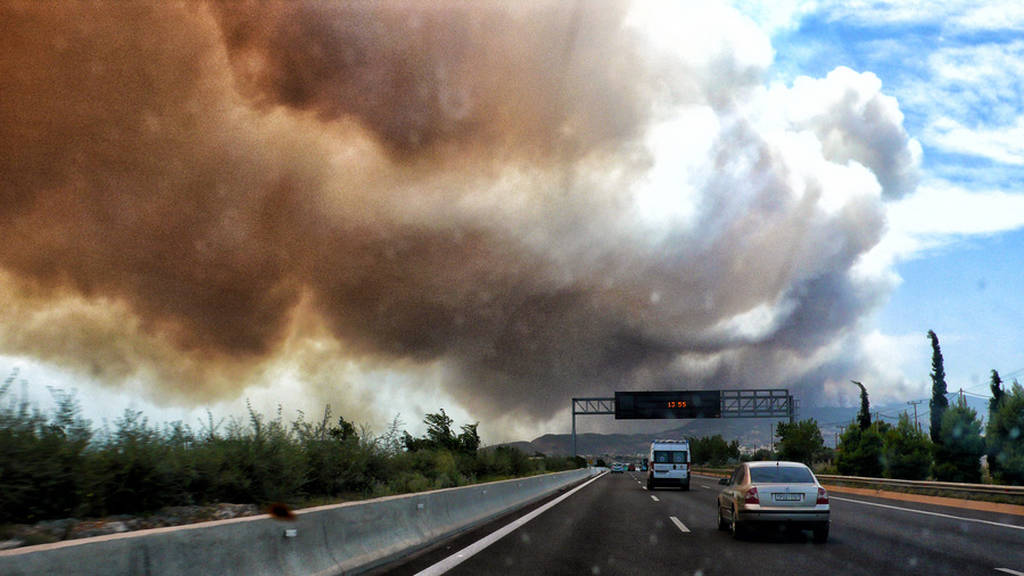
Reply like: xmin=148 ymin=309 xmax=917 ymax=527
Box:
xmin=415 ymin=472 xmax=607 ymax=576
xmin=650 ymin=495 xmax=659 ymax=502
xmin=642 ymin=486 xmax=648 ymax=490
xmin=669 ymin=516 xmax=690 ymax=533
xmin=996 ymin=569 xmax=1024 ymax=576
xmin=831 ymin=496 xmax=1024 ymax=531
xmin=700 ymin=485 xmax=711 ymax=489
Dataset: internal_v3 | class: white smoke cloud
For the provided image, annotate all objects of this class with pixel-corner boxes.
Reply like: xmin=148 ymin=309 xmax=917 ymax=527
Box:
xmin=0 ymin=1 xmax=925 ymax=440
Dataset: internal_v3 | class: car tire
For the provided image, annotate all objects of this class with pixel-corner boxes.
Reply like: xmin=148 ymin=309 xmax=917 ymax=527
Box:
xmin=717 ymin=504 xmax=729 ymax=531
xmin=681 ymin=481 xmax=690 ymax=491
xmin=646 ymin=476 xmax=654 ymax=490
xmin=812 ymin=523 xmax=829 ymax=543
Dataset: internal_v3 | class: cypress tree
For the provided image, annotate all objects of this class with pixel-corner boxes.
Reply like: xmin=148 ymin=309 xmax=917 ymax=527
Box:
xmin=852 ymin=380 xmax=871 ymax=431
xmin=989 ymin=369 xmax=1004 ymax=415
xmin=987 ymin=370 xmax=1005 ymax=481
xmin=928 ymin=330 xmax=948 ymax=444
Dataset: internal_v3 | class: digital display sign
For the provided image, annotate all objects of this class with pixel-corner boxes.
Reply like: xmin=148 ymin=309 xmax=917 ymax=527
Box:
xmin=614 ymin=390 xmax=722 ymax=419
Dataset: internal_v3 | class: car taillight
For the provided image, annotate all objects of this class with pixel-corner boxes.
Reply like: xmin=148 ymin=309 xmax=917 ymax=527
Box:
xmin=817 ymin=487 xmax=829 ymax=505
xmin=744 ymin=487 xmax=759 ymax=505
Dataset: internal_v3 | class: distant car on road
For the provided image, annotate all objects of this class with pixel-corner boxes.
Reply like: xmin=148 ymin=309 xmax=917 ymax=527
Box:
xmin=611 ymin=462 xmax=625 ymax=473
xmin=627 ymin=463 xmax=636 ymax=471
xmin=716 ymin=461 xmax=830 ymax=542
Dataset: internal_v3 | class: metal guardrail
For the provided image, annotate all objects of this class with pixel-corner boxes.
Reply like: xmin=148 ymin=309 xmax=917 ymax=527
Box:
xmin=816 ymin=474 xmax=1024 ymax=499
xmin=692 ymin=467 xmax=1024 ymax=504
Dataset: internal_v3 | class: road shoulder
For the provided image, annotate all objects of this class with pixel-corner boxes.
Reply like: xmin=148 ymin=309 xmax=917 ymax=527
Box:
xmin=823 ymin=484 xmax=1024 ymax=517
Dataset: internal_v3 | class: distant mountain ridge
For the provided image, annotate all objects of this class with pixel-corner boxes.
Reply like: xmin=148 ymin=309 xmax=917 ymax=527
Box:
xmin=495 ymin=397 xmax=992 ymax=457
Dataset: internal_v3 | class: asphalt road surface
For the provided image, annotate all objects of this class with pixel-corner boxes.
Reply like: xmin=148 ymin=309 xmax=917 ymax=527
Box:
xmin=384 ymin=471 xmax=1024 ymax=576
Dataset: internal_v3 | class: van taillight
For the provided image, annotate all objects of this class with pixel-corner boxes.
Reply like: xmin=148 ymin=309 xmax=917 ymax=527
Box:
xmin=744 ymin=487 xmax=759 ymax=505
xmin=817 ymin=487 xmax=829 ymax=505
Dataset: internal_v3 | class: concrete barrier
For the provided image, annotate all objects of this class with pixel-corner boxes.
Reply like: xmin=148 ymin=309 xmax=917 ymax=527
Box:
xmin=0 ymin=467 xmax=598 ymax=576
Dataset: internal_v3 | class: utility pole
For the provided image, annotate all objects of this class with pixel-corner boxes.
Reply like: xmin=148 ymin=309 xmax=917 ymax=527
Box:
xmin=907 ymin=400 xmax=923 ymax=433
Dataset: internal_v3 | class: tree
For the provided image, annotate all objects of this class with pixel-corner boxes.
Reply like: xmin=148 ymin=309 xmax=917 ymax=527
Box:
xmin=987 ymin=370 xmax=1005 ymax=479
xmin=457 ymin=423 xmax=481 ymax=453
xmin=986 ymin=380 xmax=1024 ymax=485
xmin=882 ymin=413 xmax=932 ymax=480
xmin=689 ymin=435 xmax=740 ymax=465
xmin=775 ymin=419 xmax=826 ymax=465
xmin=404 ymin=410 xmax=480 ymax=455
xmin=989 ymin=370 xmax=1005 ymax=415
xmin=932 ymin=403 xmax=984 ymax=483
xmin=852 ymin=381 xmax=871 ymax=431
xmin=424 ymin=409 xmax=458 ymax=451
xmin=329 ymin=416 xmax=357 ymax=443
xmin=928 ymin=330 xmax=949 ymax=444
xmin=836 ymin=423 xmax=885 ymax=477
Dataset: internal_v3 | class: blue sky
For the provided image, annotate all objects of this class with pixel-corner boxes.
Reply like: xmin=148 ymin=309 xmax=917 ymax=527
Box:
xmin=742 ymin=1 xmax=1024 ymax=399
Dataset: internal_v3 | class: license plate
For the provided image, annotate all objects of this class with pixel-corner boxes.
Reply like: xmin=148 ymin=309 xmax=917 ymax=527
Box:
xmin=773 ymin=493 xmax=801 ymax=502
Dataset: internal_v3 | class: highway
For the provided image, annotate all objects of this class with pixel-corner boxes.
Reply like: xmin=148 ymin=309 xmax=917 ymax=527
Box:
xmin=384 ymin=471 xmax=1024 ymax=576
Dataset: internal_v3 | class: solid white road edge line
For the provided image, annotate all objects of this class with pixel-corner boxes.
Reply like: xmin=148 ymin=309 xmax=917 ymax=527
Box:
xmin=669 ymin=516 xmax=690 ymax=533
xmin=414 ymin=471 xmax=608 ymax=576
xmin=831 ymin=496 xmax=1024 ymax=531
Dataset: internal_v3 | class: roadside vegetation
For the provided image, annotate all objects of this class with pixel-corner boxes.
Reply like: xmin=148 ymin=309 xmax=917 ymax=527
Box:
xmin=688 ymin=434 xmax=741 ymax=466
xmin=0 ymin=379 xmax=582 ymax=527
xmin=772 ymin=331 xmax=1023 ymax=487
xmin=692 ymin=330 xmax=1023 ymax=490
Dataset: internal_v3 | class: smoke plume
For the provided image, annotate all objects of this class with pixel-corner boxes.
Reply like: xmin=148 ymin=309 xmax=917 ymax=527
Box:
xmin=0 ymin=1 xmax=920 ymax=431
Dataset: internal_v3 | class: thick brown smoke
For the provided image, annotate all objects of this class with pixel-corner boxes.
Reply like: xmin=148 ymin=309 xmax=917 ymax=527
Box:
xmin=0 ymin=1 xmax=918 ymax=427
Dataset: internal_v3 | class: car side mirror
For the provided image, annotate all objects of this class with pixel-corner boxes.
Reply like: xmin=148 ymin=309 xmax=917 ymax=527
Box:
xmin=718 ymin=477 xmax=729 ymax=485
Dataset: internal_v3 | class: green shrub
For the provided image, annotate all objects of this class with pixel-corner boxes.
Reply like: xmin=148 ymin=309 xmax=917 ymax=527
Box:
xmin=882 ymin=414 xmax=932 ymax=480
xmin=0 ymin=388 xmax=582 ymax=525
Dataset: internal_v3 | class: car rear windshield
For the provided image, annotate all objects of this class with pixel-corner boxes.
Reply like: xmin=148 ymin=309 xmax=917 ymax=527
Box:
xmin=653 ymin=450 xmax=687 ymax=464
xmin=749 ymin=466 xmax=815 ymax=483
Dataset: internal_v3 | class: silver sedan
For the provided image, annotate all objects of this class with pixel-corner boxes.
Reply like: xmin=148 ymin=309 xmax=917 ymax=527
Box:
xmin=716 ymin=461 xmax=830 ymax=542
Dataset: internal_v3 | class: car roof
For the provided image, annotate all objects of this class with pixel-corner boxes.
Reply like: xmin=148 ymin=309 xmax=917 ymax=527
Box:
xmin=746 ymin=460 xmax=809 ymax=468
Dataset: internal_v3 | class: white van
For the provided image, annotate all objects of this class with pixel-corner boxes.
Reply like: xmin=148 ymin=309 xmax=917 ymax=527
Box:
xmin=647 ymin=439 xmax=690 ymax=491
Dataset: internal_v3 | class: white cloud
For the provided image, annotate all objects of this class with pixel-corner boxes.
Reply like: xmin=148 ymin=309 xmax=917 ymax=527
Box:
xmin=889 ymin=183 xmax=1024 ymax=237
xmin=858 ymin=183 xmax=1024 ymax=278
xmin=927 ymin=116 xmax=1024 ymax=165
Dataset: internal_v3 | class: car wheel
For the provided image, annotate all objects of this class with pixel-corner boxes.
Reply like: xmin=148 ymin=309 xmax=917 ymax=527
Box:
xmin=681 ymin=481 xmax=690 ymax=491
xmin=730 ymin=506 xmax=745 ymax=540
xmin=717 ymin=503 xmax=728 ymax=531
xmin=812 ymin=523 xmax=829 ymax=543
xmin=646 ymin=477 xmax=653 ymax=490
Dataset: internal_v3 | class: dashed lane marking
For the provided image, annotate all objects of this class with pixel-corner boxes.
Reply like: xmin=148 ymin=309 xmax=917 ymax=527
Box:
xmin=669 ymin=516 xmax=690 ymax=533
xmin=650 ymin=495 xmax=659 ymax=502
